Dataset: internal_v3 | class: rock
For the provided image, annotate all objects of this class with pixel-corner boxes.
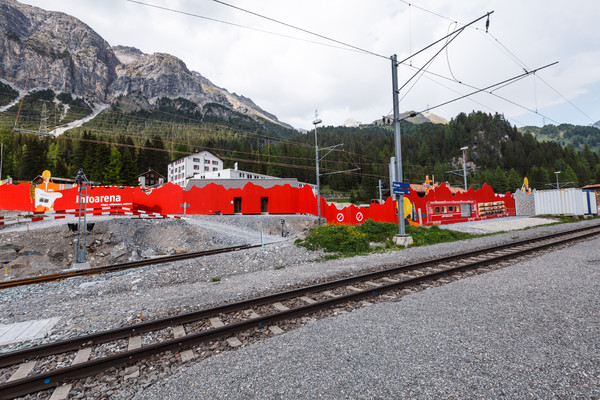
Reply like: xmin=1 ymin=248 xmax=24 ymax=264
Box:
xmin=0 ymin=249 xmax=17 ymax=263
xmin=110 ymin=243 xmax=128 ymax=260
xmin=140 ymin=248 xmax=156 ymax=258
xmin=47 ymin=249 xmax=65 ymax=261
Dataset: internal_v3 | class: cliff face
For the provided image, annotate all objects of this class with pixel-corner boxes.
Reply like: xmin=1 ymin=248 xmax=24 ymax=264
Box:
xmin=0 ymin=0 xmax=118 ymax=99
xmin=0 ymin=0 xmax=289 ymax=128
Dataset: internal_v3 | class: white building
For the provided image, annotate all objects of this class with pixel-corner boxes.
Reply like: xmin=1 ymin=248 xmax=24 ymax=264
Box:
xmin=194 ymin=165 xmax=273 ymax=181
xmin=168 ymin=151 xmax=223 ymax=188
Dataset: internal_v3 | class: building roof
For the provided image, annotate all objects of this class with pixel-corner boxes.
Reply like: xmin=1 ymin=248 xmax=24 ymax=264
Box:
xmin=582 ymin=184 xmax=600 ymax=190
xmin=410 ymin=183 xmax=465 ymax=194
xmin=169 ymin=150 xmax=223 ymax=164
xmin=138 ymin=169 xmax=165 ymax=179
xmin=186 ymin=178 xmax=300 ymax=191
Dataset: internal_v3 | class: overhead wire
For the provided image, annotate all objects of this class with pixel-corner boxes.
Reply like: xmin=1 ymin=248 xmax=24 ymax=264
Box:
xmin=126 ymin=0 xmax=382 ymax=58
xmin=400 ymin=0 xmax=594 ymax=124
xmin=210 ymin=0 xmax=389 ymax=60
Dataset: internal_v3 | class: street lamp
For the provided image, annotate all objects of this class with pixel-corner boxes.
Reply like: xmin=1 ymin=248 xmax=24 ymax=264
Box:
xmin=313 ymin=114 xmax=322 ymax=223
xmin=461 ymin=146 xmax=468 ymax=191
xmin=555 ymin=171 xmax=561 ymax=190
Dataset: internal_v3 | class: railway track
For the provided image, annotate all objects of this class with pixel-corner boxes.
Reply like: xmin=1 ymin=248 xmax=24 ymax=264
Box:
xmin=0 ymin=244 xmax=261 ymax=290
xmin=1 ymin=223 xmax=599 ymax=399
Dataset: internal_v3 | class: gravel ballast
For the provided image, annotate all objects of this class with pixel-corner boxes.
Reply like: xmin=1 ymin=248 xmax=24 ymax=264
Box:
xmin=1 ymin=216 xmax=599 ymax=399
xmin=134 ymin=228 xmax=600 ymax=399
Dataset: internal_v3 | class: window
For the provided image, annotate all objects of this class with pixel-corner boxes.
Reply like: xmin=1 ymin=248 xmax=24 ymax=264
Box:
xmin=205 ymin=166 xmax=209 ymax=171
xmin=193 ymin=158 xmax=200 ymax=162
xmin=212 ymin=160 xmax=218 ymax=165
xmin=448 ymin=206 xmax=453 ymax=212
xmin=194 ymin=165 xmax=199 ymax=170
xmin=434 ymin=206 xmax=440 ymax=213
xmin=441 ymin=206 xmax=446 ymax=213
xmin=213 ymin=167 xmax=218 ymax=171
xmin=204 ymin=160 xmax=210 ymax=164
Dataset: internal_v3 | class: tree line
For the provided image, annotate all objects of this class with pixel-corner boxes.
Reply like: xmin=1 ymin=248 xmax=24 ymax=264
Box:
xmin=1 ymin=111 xmax=599 ymax=202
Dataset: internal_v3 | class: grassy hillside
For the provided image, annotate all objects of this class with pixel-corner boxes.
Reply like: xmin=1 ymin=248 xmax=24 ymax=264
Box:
xmin=519 ymin=124 xmax=600 ymax=153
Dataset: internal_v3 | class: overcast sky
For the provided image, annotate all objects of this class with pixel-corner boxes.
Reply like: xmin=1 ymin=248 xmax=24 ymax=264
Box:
xmin=20 ymin=0 xmax=600 ymax=130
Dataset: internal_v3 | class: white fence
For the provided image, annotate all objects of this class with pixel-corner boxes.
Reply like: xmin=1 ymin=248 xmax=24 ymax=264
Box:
xmin=532 ymin=189 xmax=598 ymax=216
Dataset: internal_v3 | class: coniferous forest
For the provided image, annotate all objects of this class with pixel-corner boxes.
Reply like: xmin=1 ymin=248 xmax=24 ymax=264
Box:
xmin=1 ymin=94 xmax=599 ymax=203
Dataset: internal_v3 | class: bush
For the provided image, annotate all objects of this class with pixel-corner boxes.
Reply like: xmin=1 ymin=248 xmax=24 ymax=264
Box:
xmin=358 ymin=219 xmax=398 ymax=242
xmin=299 ymin=224 xmax=370 ymax=255
xmin=297 ymin=220 xmax=478 ymax=256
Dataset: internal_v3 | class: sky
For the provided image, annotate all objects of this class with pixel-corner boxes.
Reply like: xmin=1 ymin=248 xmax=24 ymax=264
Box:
xmin=18 ymin=0 xmax=600 ymax=131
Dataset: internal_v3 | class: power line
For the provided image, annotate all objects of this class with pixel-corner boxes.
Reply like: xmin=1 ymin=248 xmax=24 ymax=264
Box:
xmin=125 ymin=0 xmax=376 ymax=57
xmin=210 ymin=0 xmax=388 ymax=60
xmin=398 ymin=0 xmax=595 ymax=124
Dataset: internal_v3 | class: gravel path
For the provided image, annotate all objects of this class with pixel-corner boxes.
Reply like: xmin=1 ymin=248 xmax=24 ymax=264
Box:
xmin=134 ymin=226 xmax=600 ymax=400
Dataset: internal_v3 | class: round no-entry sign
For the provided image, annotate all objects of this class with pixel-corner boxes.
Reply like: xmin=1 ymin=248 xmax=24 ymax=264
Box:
xmin=336 ymin=213 xmax=344 ymax=222
xmin=356 ymin=212 xmax=364 ymax=222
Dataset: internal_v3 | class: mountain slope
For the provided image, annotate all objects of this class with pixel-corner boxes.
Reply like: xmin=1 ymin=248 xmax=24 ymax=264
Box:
xmin=0 ymin=0 xmax=291 ymax=132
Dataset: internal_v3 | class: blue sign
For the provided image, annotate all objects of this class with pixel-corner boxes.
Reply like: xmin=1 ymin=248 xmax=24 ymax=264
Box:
xmin=392 ymin=181 xmax=410 ymax=189
xmin=393 ymin=187 xmax=411 ymax=195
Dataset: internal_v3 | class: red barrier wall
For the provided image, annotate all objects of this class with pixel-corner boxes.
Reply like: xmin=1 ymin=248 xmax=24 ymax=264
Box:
xmin=0 ymin=181 xmax=515 ymax=226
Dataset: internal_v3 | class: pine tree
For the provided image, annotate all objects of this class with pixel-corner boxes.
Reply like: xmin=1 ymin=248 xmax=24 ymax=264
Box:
xmin=562 ymin=165 xmax=578 ymax=188
xmin=103 ymin=147 xmax=122 ymax=185
xmin=507 ymin=168 xmax=522 ymax=192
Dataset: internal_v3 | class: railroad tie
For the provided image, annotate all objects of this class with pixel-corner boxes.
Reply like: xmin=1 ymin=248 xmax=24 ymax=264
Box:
xmin=300 ymin=296 xmax=317 ymax=304
xmin=381 ymin=277 xmax=399 ymax=283
xmin=209 ymin=317 xmax=243 ymax=348
xmin=180 ymin=349 xmax=195 ymax=362
xmin=209 ymin=317 xmax=225 ymax=328
xmin=226 ymin=337 xmax=243 ymax=348
xmin=268 ymin=326 xmax=285 ymax=335
xmin=361 ymin=301 xmax=374 ymax=307
xmin=128 ymin=335 xmax=142 ymax=351
xmin=173 ymin=325 xmax=187 ymax=338
xmin=49 ymin=384 xmax=73 ymax=400
xmin=365 ymin=281 xmax=381 ymax=287
xmin=273 ymin=302 xmax=290 ymax=312
xmin=7 ymin=360 xmax=35 ymax=382
xmin=346 ymin=285 xmax=363 ymax=292
xmin=323 ymin=291 xmax=340 ymax=298
xmin=247 ymin=309 xmax=260 ymax=319
xmin=72 ymin=347 xmax=92 ymax=365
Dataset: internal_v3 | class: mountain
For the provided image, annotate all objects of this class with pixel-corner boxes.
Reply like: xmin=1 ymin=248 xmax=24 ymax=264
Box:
xmin=519 ymin=123 xmax=600 ymax=153
xmin=0 ymin=0 xmax=291 ymax=132
xmin=373 ymin=111 xmax=448 ymax=126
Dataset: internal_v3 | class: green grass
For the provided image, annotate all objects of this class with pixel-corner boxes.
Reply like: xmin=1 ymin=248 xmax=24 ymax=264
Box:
xmin=210 ymin=277 xmax=221 ymax=282
xmin=296 ymin=219 xmax=477 ymax=257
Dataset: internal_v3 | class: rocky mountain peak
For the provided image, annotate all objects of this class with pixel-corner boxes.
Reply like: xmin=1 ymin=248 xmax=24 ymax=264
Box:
xmin=112 ymin=45 xmax=146 ymax=65
xmin=0 ymin=0 xmax=291 ymax=130
xmin=0 ymin=0 xmax=119 ymax=99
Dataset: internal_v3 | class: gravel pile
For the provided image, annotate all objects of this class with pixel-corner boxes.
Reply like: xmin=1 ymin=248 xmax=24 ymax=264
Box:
xmin=0 ymin=214 xmax=315 ymax=278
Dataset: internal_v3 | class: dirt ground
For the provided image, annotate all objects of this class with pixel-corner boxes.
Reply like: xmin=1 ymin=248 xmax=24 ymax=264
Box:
xmin=0 ymin=214 xmax=317 ymax=280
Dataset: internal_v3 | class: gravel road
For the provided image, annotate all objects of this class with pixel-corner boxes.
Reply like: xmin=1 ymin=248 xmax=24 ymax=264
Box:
xmin=135 ymin=225 xmax=600 ymax=400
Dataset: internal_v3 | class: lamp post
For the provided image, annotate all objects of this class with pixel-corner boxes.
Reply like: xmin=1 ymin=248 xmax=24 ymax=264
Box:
xmin=555 ymin=171 xmax=561 ymax=189
xmin=313 ymin=114 xmax=322 ymax=223
xmin=461 ymin=146 xmax=468 ymax=191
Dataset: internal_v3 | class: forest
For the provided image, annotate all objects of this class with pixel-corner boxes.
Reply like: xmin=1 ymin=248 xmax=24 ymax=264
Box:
xmin=1 ymin=91 xmax=599 ymax=203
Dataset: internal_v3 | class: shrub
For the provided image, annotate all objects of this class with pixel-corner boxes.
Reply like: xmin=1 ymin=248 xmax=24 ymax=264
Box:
xmin=299 ymin=224 xmax=369 ymax=255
